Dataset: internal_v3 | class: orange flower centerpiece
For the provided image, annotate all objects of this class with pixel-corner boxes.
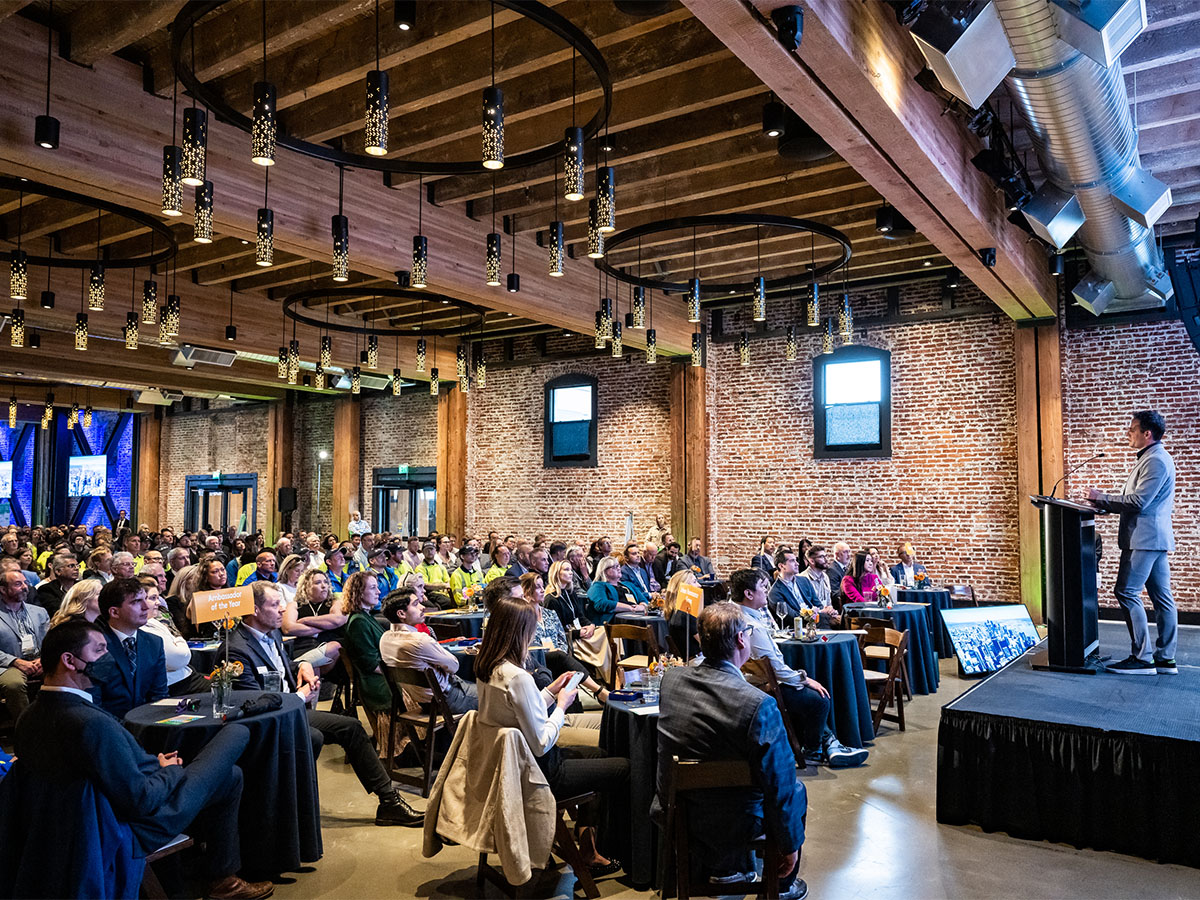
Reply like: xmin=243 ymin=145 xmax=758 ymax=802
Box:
xmin=796 ymin=607 xmax=819 ymax=641
xmin=915 ymin=571 xmax=928 ymax=589
xmin=876 ymin=584 xmax=893 ymax=609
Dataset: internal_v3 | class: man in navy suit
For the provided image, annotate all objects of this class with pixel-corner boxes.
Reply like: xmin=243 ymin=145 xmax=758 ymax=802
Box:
xmin=9 ymin=618 xmax=273 ymax=900
xmin=767 ymin=549 xmax=810 ymax=620
xmin=222 ymin=581 xmax=423 ymax=827
xmin=0 ymin=569 xmax=49 ymax=720
xmin=89 ymin=578 xmax=168 ymax=718
xmin=620 ymin=542 xmax=654 ymax=605
xmin=655 ymin=602 xmax=808 ymax=898
xmin=889 ymin=543 xmax=929 ymax=588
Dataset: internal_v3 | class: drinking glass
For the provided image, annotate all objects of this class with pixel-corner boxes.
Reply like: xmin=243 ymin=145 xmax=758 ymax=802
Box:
xmin=264 ymin=671 xmax=283 ymax=692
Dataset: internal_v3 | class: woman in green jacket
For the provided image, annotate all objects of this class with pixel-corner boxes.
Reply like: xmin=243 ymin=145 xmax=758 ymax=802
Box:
xmin=342 ymin=572 xmax=393 ymax=753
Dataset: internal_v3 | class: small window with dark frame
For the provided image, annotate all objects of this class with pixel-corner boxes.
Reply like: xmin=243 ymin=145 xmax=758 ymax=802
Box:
xmin=813 ymin=345 xmax=891 ymax=459
xmin=544 ymin=374 xmax=598 ymax=468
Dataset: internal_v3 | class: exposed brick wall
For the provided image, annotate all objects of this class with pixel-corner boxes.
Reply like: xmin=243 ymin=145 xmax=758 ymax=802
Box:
xmin=706 ymin=304 xmax=1021 ymax=606
xmin=291 ymin=398 xmax=334 ymax=535
xmin=158 ymin=403 xmax=270 ymax=532
xmin=1061 ymin=318 xmax=1200 ymax=611
xmin=358 ymin=391 xmax=438 ymax=523
xmin=465 ymin=351 xmax=673 ymax=543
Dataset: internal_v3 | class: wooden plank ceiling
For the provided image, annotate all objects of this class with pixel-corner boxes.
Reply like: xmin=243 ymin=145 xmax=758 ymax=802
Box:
xmin=1 ymin=0 xmax=1196 ymax=403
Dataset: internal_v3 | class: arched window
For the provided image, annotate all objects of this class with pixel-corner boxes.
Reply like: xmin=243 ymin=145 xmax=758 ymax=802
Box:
xmin=544 ymin=374 xmax=598 ymax=467
xmin=813 ymin=345 xmax=891 ymax=458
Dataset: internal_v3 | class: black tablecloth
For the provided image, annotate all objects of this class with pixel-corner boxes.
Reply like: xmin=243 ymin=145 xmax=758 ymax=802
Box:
xmin=426 ymin=611 xmax=486 ymax=638
xmin=187 ymin=642 xmax=221 ymax=675
xmin=779 ymin=634 xmax=874 ymax=747
xmin=843 ymin=602 xmax=940 ymax=694
xmin=612 ymin=612 xmax=669 ymax=657
xmin=893 ymin=589 xmax=954 ymax=658
xmin=124 ymin=691 xmax=322 ymax=877
xmin=599 ymin=699 xmax=660 ymax=888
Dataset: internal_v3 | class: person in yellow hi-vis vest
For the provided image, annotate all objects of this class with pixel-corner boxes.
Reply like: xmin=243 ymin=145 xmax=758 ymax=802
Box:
xmin=449 ymin=545 xmax=485 ymax=607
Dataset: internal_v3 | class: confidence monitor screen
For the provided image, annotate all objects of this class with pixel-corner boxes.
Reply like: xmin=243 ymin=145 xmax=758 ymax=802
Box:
xmin=941 ymin=604 xmax=1042 ymax=675
xmin=68 ymin=454 xmax=107 ymax=498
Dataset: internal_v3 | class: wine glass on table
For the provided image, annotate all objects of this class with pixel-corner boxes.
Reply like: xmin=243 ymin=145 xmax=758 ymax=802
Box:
xmin=774 ymin=601 xmax=790 ymax=634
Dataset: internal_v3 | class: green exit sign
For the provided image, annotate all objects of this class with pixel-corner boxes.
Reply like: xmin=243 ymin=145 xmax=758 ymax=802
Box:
xmin=396 ymin=465 xmax=408 ymax=477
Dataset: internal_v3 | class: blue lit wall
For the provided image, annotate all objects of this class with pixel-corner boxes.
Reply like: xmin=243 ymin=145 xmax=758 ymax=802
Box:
xmin=0 ymin=422 xmax=35 ymax=528
xmin=56 ymin=411 xmax=135 ymax=532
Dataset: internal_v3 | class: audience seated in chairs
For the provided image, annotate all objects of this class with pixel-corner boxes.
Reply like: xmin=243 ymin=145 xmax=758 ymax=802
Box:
xmin=520 ymin=572 xmax=609 ymax=704
xmin=0 ymin=569 xmax=48 ymax=722
xmin=586 ymin=557 xmax=647 ymax=626
xmin=379 ymin=586 xmax=479 ymax=716
xmin=222 ymin=581 xmax=424 ymax=827
xmin=683 ymin=538 xmax=717 ymax=583
xmin=663 ymin=569 xmax=702 ymax=660
xmin=891 ymin=542 xmax=930 ymax=588
xmin=87 ymin=578 xmax=168 ymax=719
xmin=47 ymin=577 xmax=102 ymax=628
xmin=733 ymin=568 xmax=869 ymax=769
xmin=798 ymin=544 xmax=842 ymax=625
xmin=655 ymin=602 xmax=808 ymax=898
xmin=341 ymin=571 xmax=395 ymax=750
xmin=473 ymin=586 xmax=628 ymax=875
xmin=137 ymin=574 xmax=211 ymax=697
xmin=618 ymin=542 xmax=654 ymax=605
xmin=282 ymin=568 xmax=346 ymax=677
xmin=841 ymin=550 xmax=883 ymax=604
xmin=1 ymin=618 xmax=273 ymax=900
xmin=544 ymin=560 xmax=610 ymax=678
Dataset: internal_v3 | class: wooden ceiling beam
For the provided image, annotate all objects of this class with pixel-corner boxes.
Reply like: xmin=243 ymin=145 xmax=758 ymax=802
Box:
xmin=0 ymin=2 xmax=28 ymax=25
xmin=192 ymin=251 xmax=310 ymax=287
xmin=55 ymin=211 xmax=148 ymax=256
xmin=0 ymin=197 xmax=96 ymax=244
xmin=1123 ymin=20 xmax=1200 ymax=73
xmin=682 ymin=0 xmax=1054 ymax=320
xmin=0 ymin=191 xmax=46 ymax=217
xmin=65 ymin=0 xmax=186 ymax=67
xmin=235 ymin=270 xmax=386 ymax=296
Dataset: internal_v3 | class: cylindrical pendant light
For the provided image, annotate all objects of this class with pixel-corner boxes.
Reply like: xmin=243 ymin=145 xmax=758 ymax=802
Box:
xmin=686 ymin=278 xmax=701 ymax=323
xmin=392 ymin=367 xmax=402 ymax=396
xmin=8 ymin=308 xmax=23 ymax=348
xmin=416 ymin=337 xmax=426 ymax=372
xmin=194 ymin=181 xmax=214 ymax=243
xmin=839 ymin=292 xmax=853 ymax=341
xmin=600 ymin=295 xmax=613 ymax=340
xmin=364 ymin=70 xmax=389 ymax=156
xmin=412 ymin=175 xmax=428 ymax=288
xmin=482 ymin=86 xmax=505 ymax=169
xmin=785 ymin=325 xmax=797 ymax=361
xmin=162 ymin=145 xmax=183 ymax=216
xmin=597 ymin=166 xmax=616 ymax=233
xmin=594 ymin=310 xmax=605 ymax=349
xmin=548 ymin=220 xmax=565 ymax=277
xmin=320 ymin=335 xmax=332 ymax=369
xmin=285 ymin=338 xmax=298 ymax=383
xmin=277 ymin=346 xmax=288 ymax=379
xmin=226 ymin=284 xmax=237 ymax=342
xmin=455 ymin=344 xmax=468 ymax=381
xmin=367 ymin=334 xmax=379 ymax=369
xmin=611 ymin=320 xmax=623 ymax=358
xmin=691 ymin=332 xmax=703 ymax=368
xmin=475 ymin=350 xmax=487 ymax=389
xmin=158 ymin=307 xmax=174 ymax=346
xmin=485 ymin=232 xmax=501 ymax=286
xmin=752 ymin=277 xmax=766 ymax=322
xmin=125 ymin=311 xmax=139 ymax=349
xmin=586 ymin=200 xmax=604 ymax=259
xmin=807 ymin=285 xmax=819 ymax=327
xmin=632 ymin=287 xmax=646 ymax=329
xmin=165 ymin=294 xmax=181 ymax=336
xmin=10 ymin=250 xmax=28 ymax=301
xmin=252 ymin=81 xmax=277 ymax=165
xmin=645 ymin=328 xmax=657 ymax=364
xmin=142 ymin=279 xmax=158 ymax=325
xmin=88 ymin=263 xmax=105 ymax=311
xmin=256 ymin=206 xmax=274 ymax=266
xmin=35 ymin=9 xmax=59 ymax=149
xmin=74 ymin=313 xmax=88 ymax=351
xmin=351 ymin=365 xmax=361 ymax=394
xmin=429 ymin=367 xmax=439 ymax=396
xmin=181 ymin=107 xmax=207 ymax=187
xmin=822 ymin=319 xmax=834 ymax=355
xmin=83 ymin=405 xmax=92 ymax=427
xmin=331 ymin=214 xmax=349 ymax=282
xmin=738 ymin=330 xmax=750 ymax=366
xmin=8 ymin=395 xmax=16 ymax=428
xmin=564 ymin=126 xmax=584 ymax=201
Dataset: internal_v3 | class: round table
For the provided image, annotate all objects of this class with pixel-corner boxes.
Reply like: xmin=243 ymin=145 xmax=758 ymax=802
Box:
xmin=778 ymin=633 xmax=875 ymax=747
xmin=187 ymin=641 xmax=221 ymax=674
xmin=426 ymin=610 xmax=486 ymax=638
xmin=612 ymin=611 xmax=669 ymax=656
xmin=893 ymin=588 xmax=954 ymax=658
xmin=124 ymin=691 xmax=322 ymax=877
xmin=599 ymin=698 xmax=659 ymax=888
xmin=842 ymin=602 xmax=940 ymax=694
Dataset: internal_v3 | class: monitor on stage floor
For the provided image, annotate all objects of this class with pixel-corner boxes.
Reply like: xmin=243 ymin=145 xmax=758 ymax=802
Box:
xmin=942 ymin=604 xmax=1041 ymax=675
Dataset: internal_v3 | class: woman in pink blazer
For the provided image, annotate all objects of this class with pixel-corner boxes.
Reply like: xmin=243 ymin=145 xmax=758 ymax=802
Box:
xmin=841 ymin=550 xmax=881 ymax=603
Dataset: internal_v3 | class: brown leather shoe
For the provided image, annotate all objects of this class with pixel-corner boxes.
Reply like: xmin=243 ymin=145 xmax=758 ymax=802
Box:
xmin=207 ymin=875 xmax=275 ymax=899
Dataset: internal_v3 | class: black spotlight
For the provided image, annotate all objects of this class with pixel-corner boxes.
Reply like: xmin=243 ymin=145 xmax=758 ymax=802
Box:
xmin=1049 ymin=252 xmax=1064 ymax=277
xmin=507 ymin=272 xmax=520 ymax=293
xmin=394 ymin=269 xmax=411 ymax=288
xmin=771 ymin=5 xmax=804 ymax=51
xmin=777 ymin=108 xmax=833 ymax=162
xmin=35 ymin=114 xmax=60 ymax=150
xmin=29 ymin=331 xmax=40 ymax=349
xmin=40 ymin=290 xmax=55 ymax=309
xmin=875 ymin=203 xmax=916 ymax=239
xmin=979 ymin=247 xmax=996 ymax=268
xmin=393 ymin=0 xmax=416 ymax=30
xmin=762 ymin=98 xmax=786 ymax=138
xmin=945 ymin=267 xmax=961 ymax=290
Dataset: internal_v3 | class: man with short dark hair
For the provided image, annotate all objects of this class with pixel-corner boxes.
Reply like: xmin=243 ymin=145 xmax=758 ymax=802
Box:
xmin=223 ymin=582 xmax=423 ymax=826
xmin=9 ymin=618 xmax=272 ymax=900
xmin=548 ymin=541 xmax=568 ymax=564
xmin=0 ymin=569 xmax=48 ymax=719
xmin=653 ymin=541 xmax=685 ymax=586
xmin=379 ymin=588 xmax=478 ymax=714
xmin=799 ymin=545 xmax=840 ymax=624
xmin=448 ymin=545 xmax=484 ymax=607
xmin=34 ymin=553 xmax=80 ymax=615
xmin=655 ymin=602 xmax=808 ymax=898
xmin=89 ymin=577 xmax=168 ymax=718
xmin=768 ymin=549 xmax=807 ymax=620
xmin=732 ymin=567 xmax=867 ymax=769
xmin=1088 ymin=409 xmax=1178 ymax=675
xmin=507 ymin=540 xmax=533 ymax=578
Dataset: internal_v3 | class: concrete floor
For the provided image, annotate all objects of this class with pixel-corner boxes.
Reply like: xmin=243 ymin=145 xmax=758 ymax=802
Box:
xmin=279 ymin=660 xmax=1200 ymax=900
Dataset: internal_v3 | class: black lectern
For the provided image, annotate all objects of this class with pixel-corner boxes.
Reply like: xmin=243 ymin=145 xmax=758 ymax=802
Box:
xmin=1030 ymin=496 xmax=1101 ymax=674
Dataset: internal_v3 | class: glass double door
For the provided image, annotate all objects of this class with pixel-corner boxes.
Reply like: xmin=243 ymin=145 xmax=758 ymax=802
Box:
xmin=184 ymin=474 xmax=258 ymax=534
xmin=370 ymin=466 xmax=436 ymax=537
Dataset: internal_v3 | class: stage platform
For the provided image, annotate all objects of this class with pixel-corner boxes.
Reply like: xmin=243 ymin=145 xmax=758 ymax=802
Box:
xmin=937 ymin=621 xmax=1200 ymax=868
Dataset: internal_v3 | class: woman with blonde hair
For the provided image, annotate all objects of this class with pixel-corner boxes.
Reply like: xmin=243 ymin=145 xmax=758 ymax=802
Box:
xmin=585 ymin=556 xmax=645 ymax=625
xmin=49 ymin=578 xmax=102 ymax=627
xmin=520 ymin=572 xmax=608 ymax=703
xmin=341 ymin=571 xmax=394 ymax=751
xmin=545 ymin=559 xmax=609 ymax=675
xmin=284 ymin=567 xmax=346 ymax=675
xmin=276 ymin=553 xmax=306 ymax=605
xmin=663 ymin=569 xmax=701 ymax=659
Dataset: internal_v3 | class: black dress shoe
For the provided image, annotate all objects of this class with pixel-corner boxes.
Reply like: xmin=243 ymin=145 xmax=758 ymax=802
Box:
xmin=587 ymin=859 xmax=621 ymax=877
xmin=375 ymin=790 xmax=424 ymax=826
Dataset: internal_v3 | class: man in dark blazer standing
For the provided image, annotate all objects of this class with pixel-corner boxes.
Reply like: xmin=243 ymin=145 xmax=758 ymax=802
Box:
xmin=1087 ymin=409 xmax=1178 ymax=675
xmin=89 ymin=578 xmax=168 ymax=718
xmin=223 ymin=581 xmax=423 ymax=826
xmin=655 ymin=602 xmax=807 ymax=898
xmin=9 ymin=619 xmax=272 ymax=900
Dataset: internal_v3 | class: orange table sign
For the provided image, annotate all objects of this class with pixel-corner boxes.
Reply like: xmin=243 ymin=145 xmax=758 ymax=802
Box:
xmin=676 ymin=583 xmax=703 ymax=618
xmin=192 ymin=585 xmax=255 ymax=624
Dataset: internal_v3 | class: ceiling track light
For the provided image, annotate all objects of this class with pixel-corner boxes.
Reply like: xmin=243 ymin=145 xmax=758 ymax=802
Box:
xmin=194 ymin=181 xmax=214 ymax=243
xmin=252 ymin=81 xmax=277 ymax=165
xmin=1050 ymin=252 xmax=1064 ymax=277
xmin=945 ymin=266 xmax=961 ymax=289
xmin=181 ymin=107 xmax=207 ymax=187
xmin=394 ymin=0 xmax=415 ymax=30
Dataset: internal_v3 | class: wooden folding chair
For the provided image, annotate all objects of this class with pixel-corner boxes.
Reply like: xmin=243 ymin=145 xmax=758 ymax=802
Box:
xmin=948 ymin=584 xmax=977 ymax=608
xmin=477 ymin=792 xmax=602 ymax=900
xmin=604 ymin=623 xmax=661 ymax=689
xmin=427 ymin=619 xmax=465 ymax=641
xmin=662 ymin=756 xmax=784 ymax=900
xmin=328 ymin=653 xmax=359 ymax=717
xmin=740 ymin=656 xmax=805 ymax=762
xmin=140 ymin=833 xmax=194 ymax=899
xmin=851 ymin=616 xmax=912 ymax=700
xmin=382 ymin=664 xmax=462 ymax=797
xmin=856 ymin=627 xmax=908 ymax=734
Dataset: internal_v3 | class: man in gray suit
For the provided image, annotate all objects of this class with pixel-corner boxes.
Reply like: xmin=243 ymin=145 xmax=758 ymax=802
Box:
xmin=1087 ymin=410 xmax=1177 ymax=675
xmin=0 ymin=569 xmax=50 ymax=719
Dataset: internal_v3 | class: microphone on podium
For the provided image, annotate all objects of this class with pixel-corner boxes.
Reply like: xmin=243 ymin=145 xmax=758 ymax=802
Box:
xmin=1049 ymin=451 xmax=1106 ymax=499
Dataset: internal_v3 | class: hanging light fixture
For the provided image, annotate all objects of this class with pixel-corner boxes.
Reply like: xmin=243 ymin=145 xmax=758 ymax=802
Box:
xmin=456 ymin=343 xmax=468 ymax=380
xmin=89 ymin=265 xmax=105 ymax=311
xmin=83 ymin=404 xmax=93 ymax=427
xmin=429 ymin=365 xmax=439 ymax=397
xmin=351 ymin=365 xmax=362 ymax=394
xmin=632 ymin=286 xmax=646 ymax=329
xmin=564 ymin=51 xmax=584 ymax=201
xmin=41 ymin=393 xmax=52 ymax=430
xmin=739 ymin=330 xmax=750 ymax=366
xmin=332 ymin=166 xmax=349 ymax=282
xmin=785 ymin=325 xmax=797 ymax=361
xmin=839 ymin=292 xmax=853 ymax=343
xmin=365 ymin=1 xmax=389 ymax=156
xmin=320 ymin=334 xmax=332 ymax=370
xmin=68 ymin=403 xmax=77 ymax=430
xmin=600 ymin=294 xmax=613 ymax=340
xmin=411 ymin=176 xmax=428 ymax=288
xmin=34 ymin=5 xmax=59 ymax=149
xmin=8 ymin=395 xmax=16 ymax=429
xmin=277 ymin=345 xmax=288 ymax=378
xmin=125 ymin=313 xmax=139 ymax=350
xmin=474 ymin=340 xmax=487 ymax=389
xmin=158 ymin=305 xmax=174 ymax=345
xmin=392 ymin=368 xmax=402 ymax=396
xmin=367 ymin=333 xmax=379 ymax=369
xmin=394 ymin=0 xmax=415 ymax=30
xmin=74 ymin=313 xmax=88 ymax=351
xmin=251 ymin=2 xmax=276 ymax=165
xmin=162 ymin=79 xmax=183 ymax=216
xmin=597 ymin=163 xmax=616 ymax=233
xmin=686 ymin=279 xmax=700 ymax=323
xmin=645 ymin=328 xmax=657 ymax=364
xmin=165 ymin=293 xmax=181 ymax=336
xmin=40 ymin=237 xmax=54 ymax=309
xmin=8 ymin=308 xmax=24 ymax=348
xmin=481 ymin=2 xmax=504 ymax=169
xmin=256 ymin=168 xmax=274 ymax=267
xmin=142 ymin=277 xmax=158 ymax=325
xmin=594 ymin=310 xmax=605 ymax=349
xmin=611 ymin=319 xmax=623 ymax=358
xmin=587 ymin=200 xmax=604 ymax=259
xmin=507 ymin=215 xmax=520 ymax=292
xmin=181 ymin=107 xmax=208 ymax=187
xmin=226 ymin=284 xmax=237 ymax=341
xmin=822 ymin=318 xmax=834 ymax=354
xmin=416 ymin=336 xmax=426 ymax=372
xmin=807 ymin=284 xmax=819 ymax=327
xmin=691 ymin=331 xmax=703 ymax=368
xmin=288 ymin=337 xmax=300 ymax=383
xmin=752 ymin=226 xmax=766 ymax=322
xmin=486 ymin=176 xmax=501 ymax=286
xmin=194 ymin=181 xmax=214 ymax=243
xmin=548 ymin=221 xmax=564 ymax=277
xmin=11 ymin=192 xmax=27 ymax=301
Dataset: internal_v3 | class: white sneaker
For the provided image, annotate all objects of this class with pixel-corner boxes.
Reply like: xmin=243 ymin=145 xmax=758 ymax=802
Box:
xmin=824 ymin=737 xmax=868 ymax=768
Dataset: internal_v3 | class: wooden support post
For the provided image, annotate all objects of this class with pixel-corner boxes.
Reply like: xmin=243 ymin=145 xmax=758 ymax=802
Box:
xmin=669 ymin=362 xmax=708 ymax=551
xmin=136 ymin=411 xmax=161 ymax=530
xmin=332 ymin=395 xmax=361 ymax=541
xmin=264 ymin=392 xmax=295 ymax=541
xmin=1015 ymin=321 xmax=1065 ymax=621
xmin=436 ymin=387 xmax=467 ymax=537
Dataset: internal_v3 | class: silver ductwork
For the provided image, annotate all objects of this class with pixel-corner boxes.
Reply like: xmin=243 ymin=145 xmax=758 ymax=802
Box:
xmin=910 ymin=0 xmax=1173 ymax=315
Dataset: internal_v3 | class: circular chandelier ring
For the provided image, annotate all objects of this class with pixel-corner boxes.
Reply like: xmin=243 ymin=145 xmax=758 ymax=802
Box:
xmin=0 ymin=176 xmax=178 ymax=270
xmin=172 ymin=0 xmax=613 ymax=176
xmin=284 ymin=286 xmax=489 ymax=339
xmin=596 ymin=213 xmax=852 ymax=297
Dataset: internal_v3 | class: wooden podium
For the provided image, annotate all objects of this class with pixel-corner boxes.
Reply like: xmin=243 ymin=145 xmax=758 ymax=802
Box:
xmin=1030 ymin=495 xmax=1101 ymax=674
